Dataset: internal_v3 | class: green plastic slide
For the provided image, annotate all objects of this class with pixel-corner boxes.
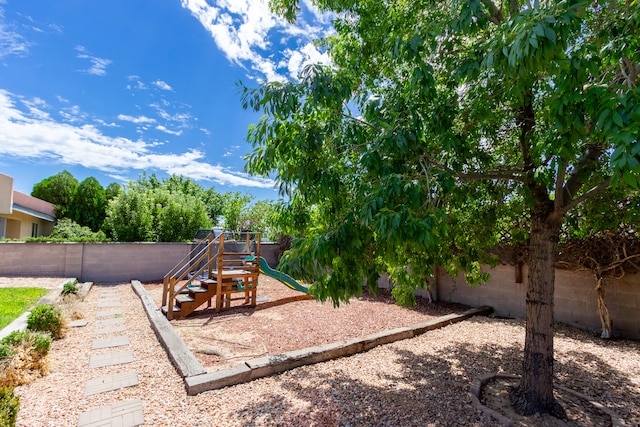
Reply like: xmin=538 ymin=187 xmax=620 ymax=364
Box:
xmin=257 ymin=257 xmax=310 ymax=294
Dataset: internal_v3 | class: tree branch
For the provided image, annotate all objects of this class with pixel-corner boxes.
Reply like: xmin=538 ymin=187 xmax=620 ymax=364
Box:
xmin=457 ymin=170 xmax=525 ymax=182
xmin=601 ymin=253 xmax=640 ymax=274
xmin=562 ymin=146 xmax=604 ymax=203
xmin=516 ymin=88 xmax=536 ymax=177
xmin=421 ymin=156 xmax=525 ymax=182
xmin=480 ymin=0 xmax=504 ymax=24
xmin=337 ymin=110 xmax=381 ymax=133
xmin=560 ymin=177 xmax=611 ymax=214
xmin=554 ymin=160 xmax=567 ymax=211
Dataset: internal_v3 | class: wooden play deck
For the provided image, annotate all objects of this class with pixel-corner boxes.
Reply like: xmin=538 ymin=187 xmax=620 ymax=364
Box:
xmin=162 ymin=232 xmax=260 ymax=319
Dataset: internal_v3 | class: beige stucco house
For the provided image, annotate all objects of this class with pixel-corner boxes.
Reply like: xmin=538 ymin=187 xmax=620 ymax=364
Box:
xmin=0 ymin=173 xmax=55 ymax=239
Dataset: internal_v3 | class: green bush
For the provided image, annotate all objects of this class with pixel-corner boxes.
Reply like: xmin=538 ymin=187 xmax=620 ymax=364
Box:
xmin=26 ymin=305 xmax=64 ymax=339
xmin=0 ymin=387 xmax=19 ymax=427
xmin=61 ymin=281 xmax=78 ymax=296
xmin=0 ymin=344 xmax=13 ymax=360
xmin=29 ymin=331 xmax=52 ymax=356
xmin=0 ymin=332 xmax=23 ymax=348
xmin=1 ymin=330 xmax=52 ymax=357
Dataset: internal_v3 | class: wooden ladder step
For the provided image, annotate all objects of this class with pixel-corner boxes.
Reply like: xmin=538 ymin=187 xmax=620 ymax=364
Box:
xmin=176 ymin=294 xmax=195 ymax=304
xmin=174 ymin=285 xmax=189 ymax=294
xmin=188 ymin=286 xmax=208 ymax=293
xmin=161 ymin=305 xmax=180 ymax=314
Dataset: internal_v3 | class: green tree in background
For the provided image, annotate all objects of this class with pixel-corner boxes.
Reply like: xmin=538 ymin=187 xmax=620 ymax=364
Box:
xmin=104 ymin=174 xmax=212 ymax=242
xmin=103 ymin=184 xmax=154 ymax=241
xmin=152 ymin=188 xmax=211 ymax=242
xmin=238 ymin=199 xmax=280 ymax=240
xmin=221 ymin=192 xmax=253 ymax=232
xmin=105 ymin=182 xmax=122 ymax=201
xmin=201 ymin=188 xmax=225 ymax=226
xmin=71 ymin=177 xmax=107 ymax=232
xmin=32 ymin=172 xmax=121 ymax=232
xmin=31 ymin=170 xmax=78 ymax=219
xmin=244 ymin=0 xmax=640 ymax=416
xmin=47 ymin=218 xmax=107 ymax=242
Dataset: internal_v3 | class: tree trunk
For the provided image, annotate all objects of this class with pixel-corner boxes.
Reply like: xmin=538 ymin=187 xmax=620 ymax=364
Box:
xmin=510 ymin=203 xmax=566 ymax=417
xmin=595 ymin=275 xmax=612 ymax=339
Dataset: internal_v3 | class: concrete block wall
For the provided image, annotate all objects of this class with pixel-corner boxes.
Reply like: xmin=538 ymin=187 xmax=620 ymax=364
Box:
xmin=0 ymin=242 xmax=637 ymax=338
xmin=436 ymin=264 xmax=640 ymax=339
xmin=0 ymin=241 xmax=281 ymax=283
xmin=0 ymin=242 xmax=68 ymax=276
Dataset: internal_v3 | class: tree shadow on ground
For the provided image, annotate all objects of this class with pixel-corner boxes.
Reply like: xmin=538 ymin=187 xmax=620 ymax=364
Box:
xmin=232 ymin=319 xmax=639 ymax=426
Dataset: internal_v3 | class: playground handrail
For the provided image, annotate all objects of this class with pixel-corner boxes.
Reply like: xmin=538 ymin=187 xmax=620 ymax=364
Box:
xmin=162 ymin=232 xmax=217 ymax=311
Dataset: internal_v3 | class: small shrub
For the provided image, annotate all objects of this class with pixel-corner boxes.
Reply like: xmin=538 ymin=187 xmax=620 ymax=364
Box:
xmin=0 ymin=341 xmax=51 ymax=387
xmin=26 ymin=305 xmax=65 ymax=339
xmin=59 ymin=294 xmax=84 ymax=320
xmin=31 ymin=332 xmax=52 ymax=356
xmin=24 ymin=331 xmax=52 ymax=356
xmin=61 ymin=282 xmax=78 ymax=296
xmin=0 ymin=387 xmax=19 ymax=427
xmin=1 ymin=330 xmax=51 ymax=357
xmin=0 ymin=332 xmax=22 ymax=348
xmin=0 ymin=344 xmax=13 ymax=360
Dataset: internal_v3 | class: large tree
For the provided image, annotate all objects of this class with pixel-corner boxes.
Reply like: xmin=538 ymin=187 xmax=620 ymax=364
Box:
xmin=221 ymin=192 xmax=253 ymax=232
xmin=31 ymin=170 xmax=78 ymax=219
xmin=104 ymin=175 xmax=212 ymax=242
xmin=243 ymin=0 xmax=639 ymax=416
xmin=71 ymin=177 xmax=107 ymax=232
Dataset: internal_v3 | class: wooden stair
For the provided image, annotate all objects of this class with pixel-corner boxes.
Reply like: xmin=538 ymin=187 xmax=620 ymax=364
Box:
xmin=162 ymin=232 xmax=261 ymax=319
xmin=161 ymin=281 xmax=216 ymax=317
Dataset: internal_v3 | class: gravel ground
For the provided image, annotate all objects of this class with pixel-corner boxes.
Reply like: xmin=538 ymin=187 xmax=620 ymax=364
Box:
xmin=9 ymin=278 xmax=640 ymax=426
xmin=143 ymin=276 xmax=470 ymax=371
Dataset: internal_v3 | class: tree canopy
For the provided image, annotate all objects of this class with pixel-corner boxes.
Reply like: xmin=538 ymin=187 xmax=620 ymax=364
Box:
xmin=31 ymin=170 xmax=79 ymax=219
xmin=243 ymin=0 xmax=639 ymax=416
xmin=103 ymin=174 xmax=212 ymax=242
xmin=31 ymin=171 xmax=121 ymax=232
xmin=71 ymin=177 xmax=107 ymax=232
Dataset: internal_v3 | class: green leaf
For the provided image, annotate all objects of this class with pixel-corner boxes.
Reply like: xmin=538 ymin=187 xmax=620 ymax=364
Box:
xmin=543 ymin=25 xmax=556 ymax=43
xmin=612 ymin=111 xmax=624 ymax=128
xmin=596 ymin=108 xmax=610 ymax=129
xmin=622 ymin=170 xmax=638 ymax=188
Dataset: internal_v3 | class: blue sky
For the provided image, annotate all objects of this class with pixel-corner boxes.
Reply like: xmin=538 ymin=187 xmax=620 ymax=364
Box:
xmin=0 ymin=0 xmax=331 ymax=200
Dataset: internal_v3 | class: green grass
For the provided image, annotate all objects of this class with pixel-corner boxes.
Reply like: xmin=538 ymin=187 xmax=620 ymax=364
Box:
xmin=0 ymin=288 xmax=49 ymax=330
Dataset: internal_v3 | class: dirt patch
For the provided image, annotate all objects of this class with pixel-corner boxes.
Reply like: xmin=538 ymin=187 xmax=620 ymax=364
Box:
xmin=143 ymin=276 xmax=469 ymax=371
xmin=481 ymin=376 xmax=614 ymax=426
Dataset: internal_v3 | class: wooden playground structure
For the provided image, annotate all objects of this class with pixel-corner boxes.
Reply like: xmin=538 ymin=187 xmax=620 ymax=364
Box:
xmin=162 ymin=232 xmax=261 ymax=320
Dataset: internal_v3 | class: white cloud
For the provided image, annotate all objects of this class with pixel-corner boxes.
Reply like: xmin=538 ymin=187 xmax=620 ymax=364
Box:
xmin=0 ymin=89 xmax=274 ymax=188
xmin=181 ymin=0 xmax=332 ymax=82
xmin=59 ymin=105 xmax=88 ymax=123
xmin=153 ymin=80 xmax=173 ymax=91
xmin=126 ymin=75 xmax=147 ymax=90
xmin=76 ymin=45 xmax=112 ymax=76
xmin=285 ymin=42 xmax=330 ymax=79
xmin=20 ymin=97 xmax=50 ymax=120
xmin=156 ymin=125 xmax=183 ymax=136
xmin=0 ymin=7 xmax=29 ymax=58
xmin=118 ymin=114 xmax=156 ymax=124
xmin=149 ymin=102 xmax=193 ymax=128
xmin=94 ymin=118 xmax=118 ymax=128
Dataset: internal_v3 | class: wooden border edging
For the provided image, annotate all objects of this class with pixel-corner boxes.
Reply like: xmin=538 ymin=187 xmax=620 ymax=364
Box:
xmin=184 ymin=305 xmax=493 ymax=395
xmin=131 ymin=280 xmax=206 ymax=378
xmin=130 ymin=280 xmax=492 ymax=395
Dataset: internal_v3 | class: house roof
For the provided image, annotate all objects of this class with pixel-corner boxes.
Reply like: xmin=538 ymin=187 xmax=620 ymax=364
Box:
xmin=12 ymin=191 xmax=56 ymax=222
